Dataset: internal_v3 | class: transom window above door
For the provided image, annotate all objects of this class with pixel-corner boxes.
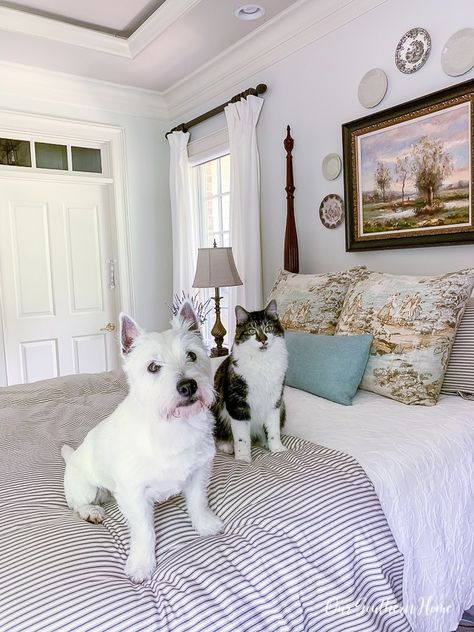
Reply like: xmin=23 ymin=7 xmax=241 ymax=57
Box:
xmin=0 ymin=137 xmax=104 ymax=174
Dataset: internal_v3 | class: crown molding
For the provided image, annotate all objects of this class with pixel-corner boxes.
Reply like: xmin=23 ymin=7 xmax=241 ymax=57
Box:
xmin=0 ymin=0 xmax=388 ymax=121
xmin=165 ymin=0 xmax=388 ymax=119
xmin=128 ymin=0 xmax=202 ymax=58
xmin=0 ymin=0 xmax=202 ymax=60
xmin=0 ymin=6 xmax=130 ymax=57
xmin=0 ymin=61 xmax=168 ymax=119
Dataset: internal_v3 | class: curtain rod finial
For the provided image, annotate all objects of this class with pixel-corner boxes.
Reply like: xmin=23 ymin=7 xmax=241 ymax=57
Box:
xmin=165 ymin=123 xmax=188 ymax=139
xmin=284 ymin=126 xmax=294 ymax=153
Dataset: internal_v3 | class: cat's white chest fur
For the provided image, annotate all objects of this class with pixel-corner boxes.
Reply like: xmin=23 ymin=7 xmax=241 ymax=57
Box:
xmin=233 ymin=336 xmax=288 ymax=441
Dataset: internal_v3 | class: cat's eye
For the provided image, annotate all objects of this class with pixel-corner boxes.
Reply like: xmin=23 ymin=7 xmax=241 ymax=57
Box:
xmin=248 ymin=328 xmax=256 ymax=334
xmin=187 ymin=351 xmax=197 ymax=362
xmin=265 ymin=325 xmax=274 ymax=332
xmin=147 ymin=362 xmax=161 ymax=373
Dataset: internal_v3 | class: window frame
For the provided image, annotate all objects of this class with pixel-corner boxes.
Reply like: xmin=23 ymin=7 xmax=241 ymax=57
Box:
xmin=0 ymin=132 xmax=107 ymax=176
xmin=191 ymin=152 xmax=231 ymax=347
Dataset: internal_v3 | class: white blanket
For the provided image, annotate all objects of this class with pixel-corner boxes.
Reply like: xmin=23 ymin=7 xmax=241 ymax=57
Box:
xmin=284 ymin=386 xmax=474 ymax=632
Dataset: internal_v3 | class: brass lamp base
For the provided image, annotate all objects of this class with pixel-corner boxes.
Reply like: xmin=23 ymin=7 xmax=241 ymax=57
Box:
xmin=210 ymin=287 xmax=228 ymax=357
xmin=210 ymin=346 xmax=229 ymax=358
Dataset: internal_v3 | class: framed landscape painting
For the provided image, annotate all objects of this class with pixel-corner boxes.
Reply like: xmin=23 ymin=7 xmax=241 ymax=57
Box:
xmin=342 ymin=79 xmax=474 ymax=251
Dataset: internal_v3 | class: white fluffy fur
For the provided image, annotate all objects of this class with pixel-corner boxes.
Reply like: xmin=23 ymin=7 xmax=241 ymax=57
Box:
xmin=62 ymin=305 xmax=223 ymax=583
xmin=222 ymin=329 xmax=288 ymax=463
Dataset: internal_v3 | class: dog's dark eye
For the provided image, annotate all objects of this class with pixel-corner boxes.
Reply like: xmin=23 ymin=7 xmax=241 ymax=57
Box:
xmin=147 ymin=362 xmax=161 ymax=373
xmin=187 ymin=351 xmax=197 ymax=362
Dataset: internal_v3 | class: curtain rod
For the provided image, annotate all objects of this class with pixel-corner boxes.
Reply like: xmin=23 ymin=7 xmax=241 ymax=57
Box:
xmin=165 ymin=83 xmax=267 ymax=138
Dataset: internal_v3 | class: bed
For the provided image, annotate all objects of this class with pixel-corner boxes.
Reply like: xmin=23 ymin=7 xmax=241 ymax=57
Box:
xmin=1 ymin=369 xmax=472 ymax=632
xmin=1 ymin=370 xmax=413 ymax=632
xmin=1 ymin=131 xmax=473 ymax=632
xmin=285 ymin=386 xmax=474 ymax=632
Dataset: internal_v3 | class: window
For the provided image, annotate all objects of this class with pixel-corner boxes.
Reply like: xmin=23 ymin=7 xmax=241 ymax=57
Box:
xmin=71 ymin=146 xmax=102 ymax=173
xmin=0 ymin=138 xmax=31 ymax=167
xmin=35 ymin=142 xmax=68 ymax=170
xmin=0 ymin=136 xmax=103 ymax=174
xmin=195 ymin=154 xmax=230 ymax=248
xmin=193 ymin=154 xmax=231 ymax=345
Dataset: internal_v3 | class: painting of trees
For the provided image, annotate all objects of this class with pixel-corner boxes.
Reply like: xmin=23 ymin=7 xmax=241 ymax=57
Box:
xmin=410 ymin=135 xmax=453 ymax=207
xmin=347 ymin=85 xmax=472 ymax=249
xmin=374 ymin=162 xmax=391 ymax=202
xmin=395 ymin=156 xmax=410 ymax=205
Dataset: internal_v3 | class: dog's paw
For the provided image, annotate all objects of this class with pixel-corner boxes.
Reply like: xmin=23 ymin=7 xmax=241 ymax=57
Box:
xmin=192 ymin=510 xmax=224 ymax=536
xmin=125 ymin=556 xmax=156 ymax=584
xmin=78 ymin=504 xmax=106 ymax=524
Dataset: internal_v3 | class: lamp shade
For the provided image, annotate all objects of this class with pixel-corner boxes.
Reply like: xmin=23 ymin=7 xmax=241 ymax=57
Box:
xmin=193 ymin=247 xmax=243 ymax=289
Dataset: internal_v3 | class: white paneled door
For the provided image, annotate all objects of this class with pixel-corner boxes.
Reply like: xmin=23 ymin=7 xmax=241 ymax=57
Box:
xmin=0 ymin=180 xmax=119 ymax=385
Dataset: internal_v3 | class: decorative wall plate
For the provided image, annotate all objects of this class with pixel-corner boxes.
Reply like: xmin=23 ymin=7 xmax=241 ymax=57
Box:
xmin=319 ymin=194 xmax=344 ymax=229
xmin=358 ymin=68 xmax=388 ymax=108
xmin=321 ymin=153 xmax=342 ymax=180
xmin=395 ymin=27 xmax=431 ymax=74
xmin=441 ymin=28 xmax=474 ymax=76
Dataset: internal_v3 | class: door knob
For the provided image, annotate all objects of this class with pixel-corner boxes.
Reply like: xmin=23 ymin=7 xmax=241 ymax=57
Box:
xmin=100 ymin=322 xmax=116 ymax=332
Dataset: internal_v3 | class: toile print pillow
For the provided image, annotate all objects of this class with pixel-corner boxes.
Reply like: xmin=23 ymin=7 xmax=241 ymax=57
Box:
xmin=335 ymin=269 xmax=474 ymax=405
xmin=268 ymin=267 xmax=368 ymax=335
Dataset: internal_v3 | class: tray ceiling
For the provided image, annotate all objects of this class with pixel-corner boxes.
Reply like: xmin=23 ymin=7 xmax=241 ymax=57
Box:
xmin=0 ymin=0 xmax=299 ymax=91
xmin=0 ymin=0 xmax=167 ymax=36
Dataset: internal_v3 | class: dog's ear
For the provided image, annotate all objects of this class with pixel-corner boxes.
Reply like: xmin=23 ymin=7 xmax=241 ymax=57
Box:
xmin=178 ymin=300 xmax=200 ymax=334
xmin=235 ymin=305 xmax=249 ymax=325
xmin=265 ymin=299 xmax=278 ymax=318
xmin=120 ymin=313 xmax=142 ymax=356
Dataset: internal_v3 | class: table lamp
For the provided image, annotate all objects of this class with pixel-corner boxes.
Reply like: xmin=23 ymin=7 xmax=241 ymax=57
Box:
xmin=192 ymin=241 xmax=242 ymax=357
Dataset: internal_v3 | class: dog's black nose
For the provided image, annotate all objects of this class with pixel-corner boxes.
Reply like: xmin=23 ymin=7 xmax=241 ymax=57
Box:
xmin=177 ymin=378 xmax=198 ymax=398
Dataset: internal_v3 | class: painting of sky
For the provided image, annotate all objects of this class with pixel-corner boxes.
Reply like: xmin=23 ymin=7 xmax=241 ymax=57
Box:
xmin=360 ymin=101 xmax=470 ymax=194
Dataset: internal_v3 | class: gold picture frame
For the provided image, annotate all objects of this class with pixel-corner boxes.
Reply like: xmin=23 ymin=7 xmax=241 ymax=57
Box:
xmin=342 ymin=79 xmax=474 ymax=251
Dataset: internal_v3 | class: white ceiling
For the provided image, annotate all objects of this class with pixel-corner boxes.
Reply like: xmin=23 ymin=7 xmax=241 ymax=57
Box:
xmin=0 ymin=0 xmax=300 ymax=92
xmin=0 ymin=0 xmax=167 ymax=35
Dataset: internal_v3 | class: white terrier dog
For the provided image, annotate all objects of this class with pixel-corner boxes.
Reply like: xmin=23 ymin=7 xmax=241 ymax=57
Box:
xmin=62 ymin=302 xmax=223 ymax=583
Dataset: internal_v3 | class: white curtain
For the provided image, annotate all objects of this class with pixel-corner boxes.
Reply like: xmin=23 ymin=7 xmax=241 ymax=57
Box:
xmin=168 ymin=131 xmax=198 ymax=297
xmin=225 ymin=95 xmax=264 ymax=332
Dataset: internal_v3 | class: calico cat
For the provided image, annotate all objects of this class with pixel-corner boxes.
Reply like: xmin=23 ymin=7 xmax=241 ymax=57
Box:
xmin=212 ymin=300 xmax=288 ymax=463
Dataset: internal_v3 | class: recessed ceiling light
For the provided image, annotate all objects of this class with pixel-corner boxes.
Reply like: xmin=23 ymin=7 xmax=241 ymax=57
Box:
xmin=234 ymin=5 xmax=266 ymax=21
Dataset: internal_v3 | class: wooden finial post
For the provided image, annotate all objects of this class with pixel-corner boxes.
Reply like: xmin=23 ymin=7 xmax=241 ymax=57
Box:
xmin=284 ymin=126 xmax=299 ymax=273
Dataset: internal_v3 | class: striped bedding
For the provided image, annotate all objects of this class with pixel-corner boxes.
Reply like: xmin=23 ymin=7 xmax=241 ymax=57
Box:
xmin=0 ymin=372 xmax=411 ymax=632
xmin=442 ymin=297 xmax=474 ymax=397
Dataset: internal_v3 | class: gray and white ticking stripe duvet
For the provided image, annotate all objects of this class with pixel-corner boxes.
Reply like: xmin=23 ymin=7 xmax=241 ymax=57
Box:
xmin=0 ymin=372 xmax=411 ymax=632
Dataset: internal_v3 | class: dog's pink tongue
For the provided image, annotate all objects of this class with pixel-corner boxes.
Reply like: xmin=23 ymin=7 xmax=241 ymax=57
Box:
xmin=174 ymin=401 xmax=203 ymax=419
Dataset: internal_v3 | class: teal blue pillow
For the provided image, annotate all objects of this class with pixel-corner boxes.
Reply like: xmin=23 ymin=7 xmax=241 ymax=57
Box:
xmin=285 ymin=332 xmax=373 ymax=405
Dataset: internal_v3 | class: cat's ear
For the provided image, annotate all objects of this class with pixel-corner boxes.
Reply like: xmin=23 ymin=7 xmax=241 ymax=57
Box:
xmin=265 ymin=299 xmax=278 ymax=318
xmin=120 ymin=313 xmax=143 ymax=356
xmin=235 ymin=305 xmax=249 ymax=325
